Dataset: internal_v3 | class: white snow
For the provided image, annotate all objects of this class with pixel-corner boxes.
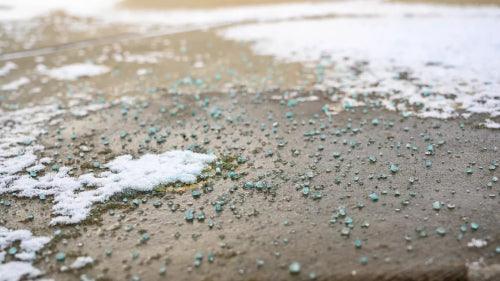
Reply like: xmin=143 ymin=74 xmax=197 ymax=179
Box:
xmin=40 ymin=63 xmax=110 ymax=81
xmin=2 ymin=150 xmax=216 ymax=224
xmin=0 ymin=62 xmax=17 ymax=77
xmin=0 ymin=98 xmax=142 ymax=225
xmin=0 ymin=100 xmax=112 ymax=198
xmin=1 ymin=77 xmax=30 ymax=91
xmin=0 ymin=0 xmax=118 ymax=21
xmin=0 ymin=99 xmax=214 ymax=226
xmin=0 ymin=152 xmax=38 ymax=175
xmin=467 ymin=238 xmax=488 ymax=248
xmin=220 ymin=2 xmax=500 ymax=119
xmin=69 ymin=103 xmax=111 ymax=118
xmin=1 ymin=0 xmax=499 ymax=120
xmin=0 ymin=227 xmax=51 ymax=257
xmin=483 ymin=119 xmax=500 ymax=129
xmin=0 ymin=104 xmax=65 ymax=185
xmin=136 ymin=68 xmax=148 ymax=76
xmin=0 ymin=227 xmax=51 ymax=281
xmin=0 ymin=0 xmax=497 ymax=28
xmin=0 ymin=262 xmax=41 ymax=281
xmin=70 ymin=256 xmax=94 ymax=269
xmin=113 ymin=52 xmax=171 ymax=64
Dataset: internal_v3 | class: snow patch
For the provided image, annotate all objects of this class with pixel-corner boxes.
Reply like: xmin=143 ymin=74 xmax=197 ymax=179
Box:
xmin=0 ymin=62 xmax=17 ymax=77
xmin=467 ymin=238 xmax=488 ymax=248
xmin=482 ymin=119 xmax=500 ymax=129
xmin=113 ymin=52 xmax=171 ymax=64
xmin=70 ymin=256 xmax=94 ymax=269
xmin=220 ymin=3 xmax=500 ymax=120
xmin=40 ymin=63 xmax=110 ymax=81
xmin=1 ymin=77 xmax=30 ymax=91
xmin=69 ymin=103 xmax=111 ymax=118
xmin=0 ymin=104 xmax=65 ymax=183
xmin=1 ymin=0 xmax=498 ymax=27
xmin=0 ymin=227 xmax=51 ymax=258
xmin=0 ymin=100 xmax=112 ymax=197
xmin=0 ymin=262 xmax=41 ymax=281
xmin=1 ymin=101 xmax=205 ymax=226
xmin=1 ymin=150 xmax=216 ymax=224
xmin=0 ymin=227 xmax=51 ymax=281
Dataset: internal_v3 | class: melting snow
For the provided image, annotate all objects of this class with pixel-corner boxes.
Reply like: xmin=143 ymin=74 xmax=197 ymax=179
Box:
xmin=483 ymin=119 xmax=500 ymax=129
xmin=0 ymin=100 xmax=111 ymax=185
xmin=1 ymin=77 xmax=30 ymax=91
xmin=467 ymin=238 xmax=488 ymax=248
xmin=113 ymin=52 xmax=171 ymax=64
xmin=40 ymin=63 xmax=110 ymax=81
xmin=220 ymin=2 xmax=500 ymax=119
xmin=0 ymin=103 xmax=213 ymax=227
xmin=0 ymin=227 xmax=51 ymax=281
xmin=69 ymin=103 xmax=111 ymax=118
xmin=2 ymin=150 xmax=216 ymax=224
xmin=2 ymin=1 xmax=499 ymax=119
xmin=1 ymin=0 xmax=498 ymax=27
xmin=70 ymin=256 xmax=94 ymax=269
xmin=0 ymin=62 xmax=17 ymax=77
xmin=0 ymin=104 xmax=65 ymax=182
xmin=0 ymin=262 xmax=42 ymax=281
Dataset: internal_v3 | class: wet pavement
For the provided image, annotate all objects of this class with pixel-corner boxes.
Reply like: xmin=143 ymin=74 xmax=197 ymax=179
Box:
xmin=0 ymin=1 xmax=499 ymax=281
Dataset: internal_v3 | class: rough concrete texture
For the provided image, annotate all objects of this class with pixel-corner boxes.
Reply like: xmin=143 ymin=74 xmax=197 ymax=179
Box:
xmin=0 ymin=1 xmax=499 ymax=281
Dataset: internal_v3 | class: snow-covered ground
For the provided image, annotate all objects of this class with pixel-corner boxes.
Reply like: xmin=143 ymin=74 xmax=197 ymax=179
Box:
xmin=0 ymin=227 xmax=51 ymax=281
xmin=38 ymin=63 xmax=110 ymax=81
xmin=0 ymin=1 xmax=498 ymax=278
xmin=1 ymin=0 xmax=499 ymax=119
xmin=2 ymin=150 xmax=216 ymax=225
xmin=219 ymin=2 xmax=500 ymax=119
